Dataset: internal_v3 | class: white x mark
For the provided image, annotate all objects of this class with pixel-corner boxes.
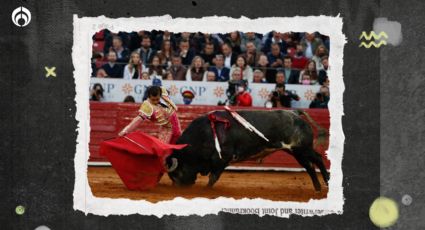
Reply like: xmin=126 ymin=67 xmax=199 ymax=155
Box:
xmin=45 ymin=66 xmax=56 ymax=78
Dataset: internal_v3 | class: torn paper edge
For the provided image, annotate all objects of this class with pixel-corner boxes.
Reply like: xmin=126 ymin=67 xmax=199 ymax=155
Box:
xmin=72 ymin=15 xmax=346 ymax=218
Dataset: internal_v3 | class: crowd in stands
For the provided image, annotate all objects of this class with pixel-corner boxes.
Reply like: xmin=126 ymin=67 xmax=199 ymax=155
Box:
xmin=91 ymin=30 xmax=330 ymax=108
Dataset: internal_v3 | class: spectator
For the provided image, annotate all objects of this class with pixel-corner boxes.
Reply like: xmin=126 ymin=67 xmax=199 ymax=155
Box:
xmin=176 ymin=32 xmax=193 ymax=49
xmin=309 ymin=86 xmax=330 ymax=109
xmin=178 ymin=32 xmax=191 ymax=40
xmin=148 ymin=55 xmax=165 ymax=79
xmin=182 ymin=90 xmax=195 ymax=105
xmin=226 ymin=31 xmax=242 ymax=54
xmin=101 ymin=51 xmax=124 ymax=78
xmin=323 ymin=36 xmax=330 ymax=51
xmin=256 ymin=54 xmax=276 ymax=83
xmin=154 ymin=30 xmax=176 ymax=51
xmin=110 ymin=36 xmax=130 ymax=63
xmin=283 ymin=56 xmax=300 ymax=84
xmin=196 ymin=33 xmax=221 ymax=54
xmin=189 ymin=32 xmax=203 ymax=53
xmin=309 ymin=94 xmax=327 ymax=108
xmin=127 ymin=31 xmax=142 ymax=52
xmin=243 ymin=41 xmax=262 ymax=67
xmin=312 ymin=44 xmax=329 ymax=70
xmin=291 ymin=44 xmax=309 ymax=70
xmin=177 ymin=39 xmax=195 ymax=66
xmin=164 ymin=71 xmax=174 ymax=80
xmin=235 ymin=80 xmax=252 ymax=107
xmin=157 ymin=40 xmax=174 ymax=69
xmin=186 ymin=56 xmax=207 ymax=81
xmin=221 ymin=43 xmax=237 ymax=68
xmin=136 ymin=35 xmax=157 ymax=64
xmin=91 ymin=57 xmax=99 ymax=77
xmin=230 ymin=68 xmax=243 ymax=81
xmin=102 ymin=30 xmax=128 ymax=55
xmin=263 ymin=31 xmax=286 ymax=54
xmin=323 ymin=75 xmax=330 ymax=87
xmin=229 ymin=55 xmax=254 ymax=83
xmin=141 ymin=72 xmax=150 ymax=80
xmin=208 ymin=54 xmax=230 ymax=82
xmin=169 ymin=54 xmax=187 ymax=80
xmin=200 ymin=42 xmax=216 ymax=67
xmin=123 ymin=95 xmax=135 ymax=103
xmin=240 ymin=32 xmax=262 ymax=53
xmin=205 ymin=71 xmax=217 ymax=82
xmin=123 ymin=51 xmax=147 ymax=80
xmin=95 ymin=68 xmax=108 ymax=78
xmin=318 ymin=55 xmax=329 ymax=85
xmin=281 ymin=32 xmax=296 ymax=52
xmin=211 ymin=33 xmax=225 ymax=46
xmin=275 ymin=70 xmax=286 ymax=84
xmin=267 ymin=83 xmax=300 ymax=108
xmin=320 ymin=85 xmax=330 ymax=98
xmin=300 ymin=72 xmax=313 ymax=85
xmin=301 ymin=32 xmax=323 ymax=59
xmin=267 ymin=43 xmax=284 ymax=70
xmin=252 ymin=69 xmax=266 ymax=83
xmin=90 ymin=83 xmax=104 ymax=101
xmin=299 ymin=60 xmax=319 ymax=84
xmin=261 ymin=31 xmax=273 ymax=46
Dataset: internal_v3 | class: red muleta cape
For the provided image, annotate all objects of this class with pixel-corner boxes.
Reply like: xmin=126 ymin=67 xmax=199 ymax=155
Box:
xmin=99 ymin=131 xmax=187 ymax=190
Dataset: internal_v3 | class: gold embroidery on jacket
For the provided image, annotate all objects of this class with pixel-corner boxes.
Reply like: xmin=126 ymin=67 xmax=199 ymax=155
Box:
xmin=139 ymin=100 xmax=153 ymax=118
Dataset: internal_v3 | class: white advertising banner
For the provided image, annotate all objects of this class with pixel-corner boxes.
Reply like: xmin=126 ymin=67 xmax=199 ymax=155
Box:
xmin=89 ymin=78 xmax=322 ymax=108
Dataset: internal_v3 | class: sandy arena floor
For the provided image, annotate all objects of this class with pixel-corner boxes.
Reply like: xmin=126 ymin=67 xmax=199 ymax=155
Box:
xmin=88 ymin=166 xmax=328 ymax=203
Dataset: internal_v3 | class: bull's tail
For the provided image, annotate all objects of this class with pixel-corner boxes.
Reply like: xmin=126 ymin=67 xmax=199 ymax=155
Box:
xmin=294 ymin=110 xmax=328 ymax=146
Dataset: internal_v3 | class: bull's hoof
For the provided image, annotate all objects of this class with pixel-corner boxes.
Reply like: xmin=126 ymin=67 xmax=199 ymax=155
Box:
xmin=314 ymin=185 xmax=322 ymax=193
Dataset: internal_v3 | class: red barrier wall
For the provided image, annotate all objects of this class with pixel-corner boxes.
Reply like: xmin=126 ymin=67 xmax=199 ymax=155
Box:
xmin=89 ymin=102 xmax=330 ymax=170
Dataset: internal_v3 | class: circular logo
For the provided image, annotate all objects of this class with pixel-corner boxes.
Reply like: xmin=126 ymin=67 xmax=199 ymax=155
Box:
xmin=15 ymin=205 xmax=25 ymax=215
xmin=11 ymin=6 xmax=31 ymax=27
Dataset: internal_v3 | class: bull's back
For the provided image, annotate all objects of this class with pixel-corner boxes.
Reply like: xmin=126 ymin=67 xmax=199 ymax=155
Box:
xmin=231 ymin=110 xmax=299 ymax=137
xmin=177 ymin=109 xmax=308 ymax=147
xmin=212 ymin=110 xmax=302 ymax=146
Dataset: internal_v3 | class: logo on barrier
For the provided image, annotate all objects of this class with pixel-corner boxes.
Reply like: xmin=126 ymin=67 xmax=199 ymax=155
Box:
xmin=121 ymin=83 xmax=133 ymax=94
xmin=359 ymin=31 xmax=388 ymax=48
xmin=213 ymin=86 xmax=224 ymax=97
xmin=168 ymin=85 xmax=179 ymax=96
xmin=304 ymin=89 xmax=315 ymax=100
xmin=11 ymin=6 xmax=31 ymax=27
xmin=258 ymin=88 xmax=270 ymax=99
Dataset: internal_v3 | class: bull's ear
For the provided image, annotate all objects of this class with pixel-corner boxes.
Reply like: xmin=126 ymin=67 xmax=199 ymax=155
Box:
xmin=166 ymin=157 xmax=178 ymax=172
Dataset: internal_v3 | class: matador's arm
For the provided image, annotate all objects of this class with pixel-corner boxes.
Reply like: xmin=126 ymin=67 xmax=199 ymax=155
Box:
xmin=118 ymin=100 xmax=153 ymax=136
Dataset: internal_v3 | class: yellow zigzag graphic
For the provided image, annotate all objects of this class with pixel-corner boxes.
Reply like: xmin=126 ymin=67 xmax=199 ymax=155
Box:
xmin=359 ymin=31 xmax=388 ymax=40
xmin=359 ymin=40 xmax=387 ymax=48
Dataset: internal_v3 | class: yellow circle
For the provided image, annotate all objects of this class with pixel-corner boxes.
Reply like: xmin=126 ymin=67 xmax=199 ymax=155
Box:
xmin=369 ymin=197 xmax=399 ymax=228
xmin=15 ymin=205 xmax=25 ymax=215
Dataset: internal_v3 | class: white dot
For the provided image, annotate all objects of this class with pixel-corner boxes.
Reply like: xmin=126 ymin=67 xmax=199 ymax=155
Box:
xmin=402 ymin=194 xmax=412 ymax=206
xmin=35 ymin=226 xmax=50 ymax=230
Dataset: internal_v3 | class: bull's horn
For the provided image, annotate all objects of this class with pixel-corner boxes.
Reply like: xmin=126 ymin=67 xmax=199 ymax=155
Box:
xmin=166 ymin=157 xmax=178 ymax=172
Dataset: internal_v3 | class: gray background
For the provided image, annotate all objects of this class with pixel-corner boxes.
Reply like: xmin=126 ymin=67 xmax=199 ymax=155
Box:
xmin=0 ymin=0 xmax=421 ymax=229
xmin=380 ymin=0 xmax=425 ymax=229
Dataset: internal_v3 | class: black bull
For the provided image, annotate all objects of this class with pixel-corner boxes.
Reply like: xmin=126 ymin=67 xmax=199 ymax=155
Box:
xmin=166 ymin=110 xmax=330 ymax=192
